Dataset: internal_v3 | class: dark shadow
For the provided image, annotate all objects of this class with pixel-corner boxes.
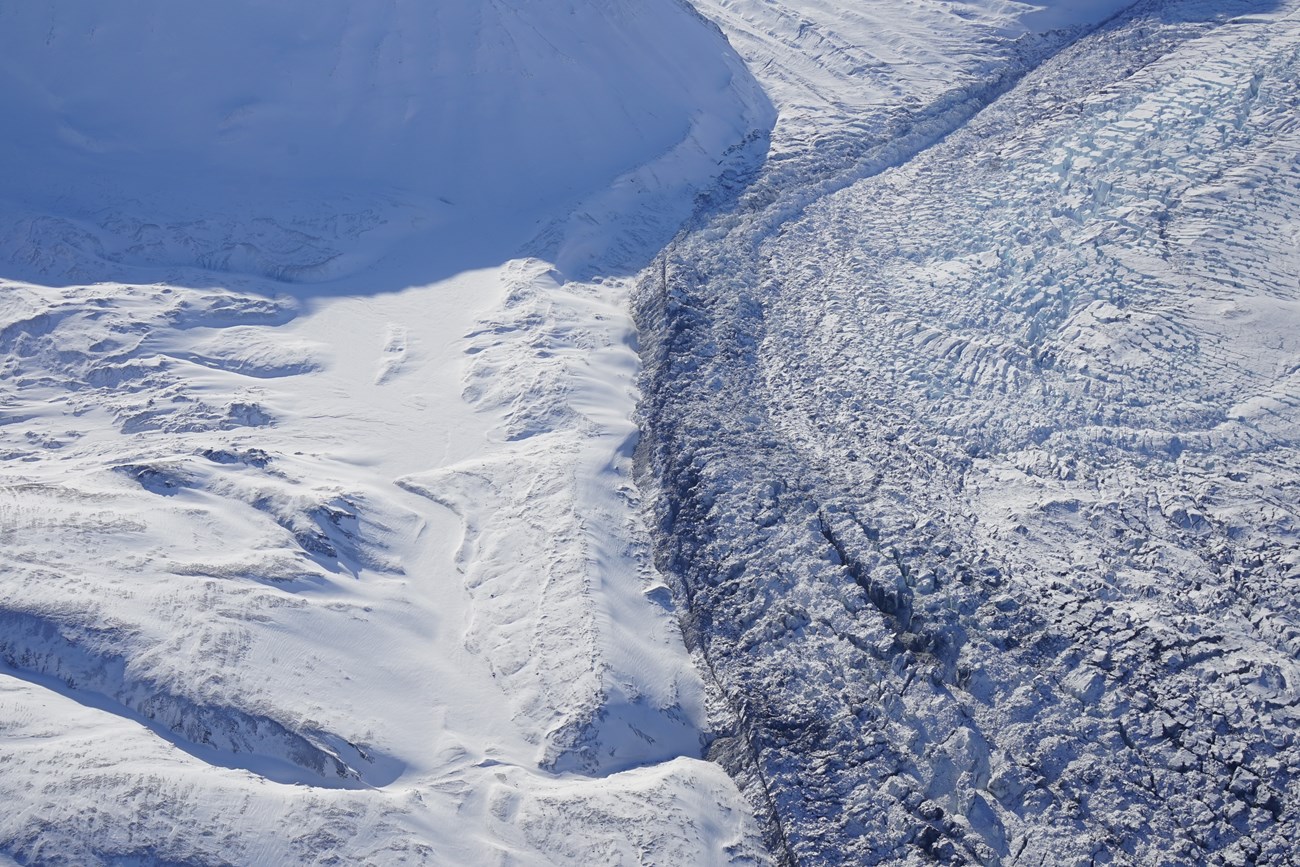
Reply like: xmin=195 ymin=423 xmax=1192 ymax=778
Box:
xmin=0 ymin=124 xmax=775 ymax=307
xmin=0 ymin=0 xmax=778 ymax=302
xmin=0 ymin=181 xmax=557 ymax=300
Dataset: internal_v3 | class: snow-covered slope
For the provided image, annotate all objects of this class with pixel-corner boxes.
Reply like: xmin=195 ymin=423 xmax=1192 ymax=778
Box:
xmin=0 ymin=2 xmax=774 ymax=864
xmin=690 ymin=0 xmax=1132 ymax=149
xmin=9 ymin=0 xmax=1299 ymax=863
xmin=636 ymin=0 xmax=1300 ymax=864
xmin=0 ymin=0 xmax=764 ymax=284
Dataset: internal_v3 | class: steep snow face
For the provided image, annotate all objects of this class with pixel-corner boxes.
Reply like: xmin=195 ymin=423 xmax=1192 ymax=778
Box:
xmin=2 ymin=0 xmax=736 ymax=209
xmin=636 ymin=0 xmax=1299 ymax=864
xmin=0 ymin=0 xmax=764 ymax=282
xmin=0 ymin=2 xmax=774 ymax=865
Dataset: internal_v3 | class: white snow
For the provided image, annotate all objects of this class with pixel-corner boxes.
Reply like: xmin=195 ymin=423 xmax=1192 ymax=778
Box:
xmin=8 ymin=0 xmax=1298 ymax=864
xmin=1 ymin=1 xmax=754 ymax=234
xmin=688 ymin=0 xmax=1138 ymax=150
xmin=0 ymin=1 xmax=774 ymax=864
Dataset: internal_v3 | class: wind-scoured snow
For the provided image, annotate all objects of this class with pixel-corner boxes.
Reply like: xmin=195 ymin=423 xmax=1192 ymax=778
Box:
xmin=636 ymin=0 xmax=1300 ymax=864
xmin=0 ymin=2 xmax=774 ymax=864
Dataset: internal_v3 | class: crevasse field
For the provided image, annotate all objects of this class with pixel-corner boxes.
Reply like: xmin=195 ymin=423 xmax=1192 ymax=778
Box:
xmin=1 ymin=1 xmax=1297 ymax=865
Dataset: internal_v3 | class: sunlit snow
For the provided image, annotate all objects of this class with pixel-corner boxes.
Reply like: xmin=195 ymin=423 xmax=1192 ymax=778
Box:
xmin=3 ymin=0 xmax=1297 ymax=865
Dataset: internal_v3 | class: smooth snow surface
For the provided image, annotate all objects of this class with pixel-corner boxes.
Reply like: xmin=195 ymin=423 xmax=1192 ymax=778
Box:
xmin=0 ymin=1 xmax=773 ymax=864
xmin=637 ymin=0 xmax=1300 ymax=864
xmin=0 ymin=0 xmax=760 ymax=283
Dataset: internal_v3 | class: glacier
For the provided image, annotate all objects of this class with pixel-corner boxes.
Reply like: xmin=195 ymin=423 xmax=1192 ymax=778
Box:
xmin=637 ymin=0 xmax=1300 ymax=864
xmin=3 ymin=0 xmax=1299 ymax=865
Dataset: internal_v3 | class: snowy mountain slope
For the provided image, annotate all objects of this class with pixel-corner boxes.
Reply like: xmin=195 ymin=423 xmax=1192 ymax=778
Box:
xmin=9 ymin=0 xmax=1299 ymax=863
xmin=0 ymin=2 xmax=775 ymax=864
xmin=690 ymin=0 xmax=1132 ymax=149
xmin=0 ymin=0 xmax=764 ymax=285
xmin=636 ymin=0 xmax=1300 ymax=864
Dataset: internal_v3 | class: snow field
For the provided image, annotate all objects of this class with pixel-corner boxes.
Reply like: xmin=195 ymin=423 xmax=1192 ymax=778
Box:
xmin=0 ymin=0 xmax=775 ymax=863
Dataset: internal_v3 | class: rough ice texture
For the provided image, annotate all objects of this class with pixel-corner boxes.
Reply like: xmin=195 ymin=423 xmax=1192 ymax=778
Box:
xmin=636 ymin=0 xmax=1300 ymax=864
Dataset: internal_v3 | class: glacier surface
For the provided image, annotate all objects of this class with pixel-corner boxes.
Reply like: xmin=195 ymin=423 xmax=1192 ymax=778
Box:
xmin=636 ymin=0 xmax=1300 ymax=864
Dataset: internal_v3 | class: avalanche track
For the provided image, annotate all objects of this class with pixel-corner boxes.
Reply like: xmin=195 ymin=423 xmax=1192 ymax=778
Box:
xmin=636 ymin=0 xmax=1300 ymax=865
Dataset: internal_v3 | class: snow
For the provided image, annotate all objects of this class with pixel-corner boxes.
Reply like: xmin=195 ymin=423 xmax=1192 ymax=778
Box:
xmin=0 ymin=1 xmax=754 ymax=234
xmin=635 ymin=0 xmax=1300 ymax=863
xmin=6 ymin=0 xmax=1300 ymax=863
xmin=687 ymin=0 xmax=1138 ymax=153
xmin=0 ymin=1 xmax=773 ymax=864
